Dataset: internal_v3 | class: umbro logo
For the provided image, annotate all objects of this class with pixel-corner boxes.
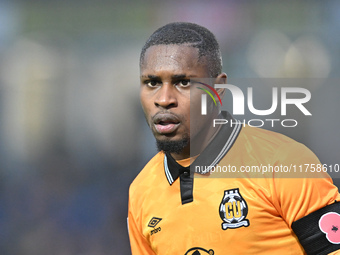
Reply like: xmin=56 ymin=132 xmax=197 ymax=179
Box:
xmin=148 ymin=217 xmax=162 ymax=235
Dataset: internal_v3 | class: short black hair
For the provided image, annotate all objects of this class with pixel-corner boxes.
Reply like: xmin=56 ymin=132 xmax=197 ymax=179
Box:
xmin=140 ymin=22 xmax=222 ymax=77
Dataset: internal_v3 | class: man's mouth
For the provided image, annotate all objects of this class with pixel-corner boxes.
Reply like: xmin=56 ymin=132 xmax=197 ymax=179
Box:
xmin=153 ymin=113 xmax=180 ymax=135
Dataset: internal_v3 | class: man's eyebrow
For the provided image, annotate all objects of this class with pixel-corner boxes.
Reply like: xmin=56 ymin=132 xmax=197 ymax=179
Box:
xmin=172 ymin=74 xmax=187 ymax=79
xmin=140 ymin=74 xmax=198 ymax=79
xmin=140 ymin=75 xmax=159 ymax=79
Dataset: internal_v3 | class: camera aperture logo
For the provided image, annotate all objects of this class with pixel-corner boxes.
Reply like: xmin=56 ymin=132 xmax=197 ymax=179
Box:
xmin=196 ymin=82 xmax=223 ymax=115
xmin=198 ymin=83 xmax=312 ymax=128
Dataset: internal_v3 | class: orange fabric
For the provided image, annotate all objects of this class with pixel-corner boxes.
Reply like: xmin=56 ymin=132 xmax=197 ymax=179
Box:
xmin=128 ymin=126 xmax=340 ymax=254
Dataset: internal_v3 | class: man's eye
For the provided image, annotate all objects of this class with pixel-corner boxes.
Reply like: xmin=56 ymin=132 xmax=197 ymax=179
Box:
xmin=177 ymin=80 xmax=191 ymax=87
xmin=146 ymin=80 xmax=159 ymax=87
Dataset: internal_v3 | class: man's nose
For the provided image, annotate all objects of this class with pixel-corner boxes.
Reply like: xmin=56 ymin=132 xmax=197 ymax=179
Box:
xmin=154 ymin=84 xmax=178 ymax=108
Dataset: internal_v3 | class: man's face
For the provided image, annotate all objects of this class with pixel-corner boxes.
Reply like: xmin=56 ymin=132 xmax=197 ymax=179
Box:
xmin=140 ymin=44 xmax=212 ymax=155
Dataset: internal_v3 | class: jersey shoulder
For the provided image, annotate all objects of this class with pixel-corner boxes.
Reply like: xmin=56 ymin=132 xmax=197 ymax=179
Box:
xmin=129 ymin=151 xmax=165 ymax=197
xmin=240 ymin=125 xmax=296 ymax=146
xmin=229 ymin=125 xmax=320 ymax=174
xmin=238 ymin=125 xmax=312 ymax=156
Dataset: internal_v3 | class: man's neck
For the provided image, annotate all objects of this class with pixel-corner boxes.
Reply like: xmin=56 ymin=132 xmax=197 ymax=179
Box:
xmin=170 ymin=111 xmax=224 ymax=161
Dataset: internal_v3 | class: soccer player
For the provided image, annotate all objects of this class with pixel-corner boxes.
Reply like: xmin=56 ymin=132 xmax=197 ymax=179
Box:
xmin=128 ymin=22 xmax=340 ymax=254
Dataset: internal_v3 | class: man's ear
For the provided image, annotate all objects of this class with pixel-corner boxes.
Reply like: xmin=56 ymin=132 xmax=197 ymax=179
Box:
xmin=215 ymin=72 xmax=227 ymax=99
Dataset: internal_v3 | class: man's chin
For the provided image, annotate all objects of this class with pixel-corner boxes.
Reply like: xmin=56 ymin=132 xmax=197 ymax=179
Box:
xmin=156 ymin=137 xmax=189 ymax=154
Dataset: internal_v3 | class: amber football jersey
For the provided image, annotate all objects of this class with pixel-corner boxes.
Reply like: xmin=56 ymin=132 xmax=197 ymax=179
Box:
xmin=128 ymin=112 xmax=340 ymax=255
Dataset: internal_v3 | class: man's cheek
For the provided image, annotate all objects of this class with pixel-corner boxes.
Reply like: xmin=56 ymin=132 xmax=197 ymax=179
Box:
xmin=190 ymin=99 xmax=203 ymax=118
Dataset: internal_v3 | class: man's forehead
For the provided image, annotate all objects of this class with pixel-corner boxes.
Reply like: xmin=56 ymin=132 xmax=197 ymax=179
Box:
xmin=142 ymin=45 xmax=199 ymax=64
xmin=140 ymin=44 xmax=207 ymax=75
xmin=145 ymin=44 xmax=199 ymax=56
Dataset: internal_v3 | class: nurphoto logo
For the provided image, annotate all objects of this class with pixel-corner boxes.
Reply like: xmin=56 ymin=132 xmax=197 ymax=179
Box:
xmin=198 ymin=82 xmax=312 ymax=128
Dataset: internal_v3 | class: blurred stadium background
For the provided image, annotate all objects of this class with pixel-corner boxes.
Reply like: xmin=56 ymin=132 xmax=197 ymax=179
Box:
xmin=0 ymin=0 xmax=339 ymax=254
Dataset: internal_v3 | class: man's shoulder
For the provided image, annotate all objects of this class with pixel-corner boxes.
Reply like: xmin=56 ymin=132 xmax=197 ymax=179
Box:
xmin=241 ymin=125 xmax=296 ymax=144
xmin=239 ymin=125 xmax=307 ymax=151
xmin=129 ymin=151 xmax=165 ymax=194
xmin=235 ymin=125 xmax=316 ymax=162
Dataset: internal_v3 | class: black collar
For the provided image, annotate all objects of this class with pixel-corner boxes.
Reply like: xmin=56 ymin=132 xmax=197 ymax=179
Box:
xmin=164 ymin=111 xmax=242 ymax=185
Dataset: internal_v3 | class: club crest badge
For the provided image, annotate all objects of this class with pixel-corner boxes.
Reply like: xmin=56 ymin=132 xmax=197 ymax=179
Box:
xmin=219 ymin=188 xmax=250 ymax=230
